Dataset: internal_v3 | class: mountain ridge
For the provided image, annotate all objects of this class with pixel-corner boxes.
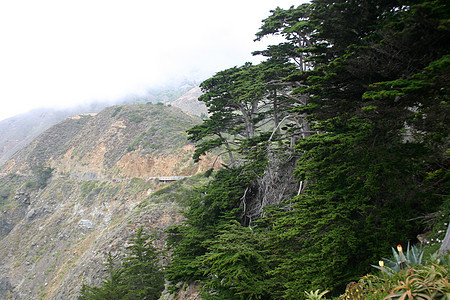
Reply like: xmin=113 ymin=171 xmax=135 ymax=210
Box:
xmin=0 ymin=84 xmax=206 ymax=166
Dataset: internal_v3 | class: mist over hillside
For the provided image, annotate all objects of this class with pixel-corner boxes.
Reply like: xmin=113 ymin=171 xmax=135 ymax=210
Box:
xmin=0 ymin=82 xmax=206 ymax=166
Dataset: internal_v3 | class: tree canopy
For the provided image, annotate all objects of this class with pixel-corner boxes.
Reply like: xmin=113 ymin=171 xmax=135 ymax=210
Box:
xmin=168 ymin=0 xmax=450 ymax=297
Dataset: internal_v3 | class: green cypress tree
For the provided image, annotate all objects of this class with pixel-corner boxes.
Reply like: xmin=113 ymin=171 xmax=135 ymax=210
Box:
xmin=79 ymin=227 xmax=164 ymax=300
xmin=121 ymin=227 xmax=164 ymax=300
xmin=200 ymin=221 xmax=270 ymax=299
xmin=259 ymin=0 xmax=449 ymax=296
xmin=78 ymin=252 xmax=125 ymax=300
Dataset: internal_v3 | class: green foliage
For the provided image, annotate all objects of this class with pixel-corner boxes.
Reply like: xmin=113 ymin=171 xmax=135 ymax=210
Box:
xmin=36 ymin=165 xmax=54 ymax=189
xmin=111 ymin=106 xmax=123 ymax=118
xmin=24 ymin=165 xmax=54 ymax=190
xmin=189 ymin=136 xmax=225 ymax=162
xmin=80 ymin=181 xmax=103 ymax=199
xmin=167 ymin=0 xmax=450 ymax=298
xmin=0 ymin=185 xmax=12 ymax=206
xmin=313 ymin=247 xmax=450 ymax=299
xmin=349 ymin=261 xmax=450 ymax=300
xmin=143 ymin=173 xmax=210 ymax=206
xmin=165 ymin=165 xmax=265 ymax=295
xmin=258 ymin=0 xmax=449 ymax=295
xmin=127 ymin=132 xmax=145 ymax=153
xmin=304 ymin=289 xmax=329 ymax=300
xmin=201 ymin=221 xmax=270 ymax=299
xmin=79 ymin=253 xmax=125 ymax=300
xmin=128 ymin=113 xmax=144 ymax=123
xmin=0 ymin=175 xmax=22 ymax=208
xmin=257 ymin=117 xmax=432 ymax=296
xmin=189 ymin=58 xmax=295 ymax=163
xmin=79 ymin=227 xmax=164 ymax=300
xmin=120 ymin=227 xmax=164 ymax=299
xmin=0 ymin=174 xmax=27 ymax=213
xmin=255 ymin=3 xmax=314 ymax=72
xmin=372 ymin=244 xmax=425 ymax=275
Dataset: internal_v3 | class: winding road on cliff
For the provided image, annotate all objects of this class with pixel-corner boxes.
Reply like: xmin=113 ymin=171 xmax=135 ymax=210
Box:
xmin=0 ymin=172 xmax=191 ymax=183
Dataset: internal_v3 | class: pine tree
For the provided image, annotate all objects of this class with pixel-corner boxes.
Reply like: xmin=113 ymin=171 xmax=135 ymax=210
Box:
xmin=121 ymin=227 xmax=164 ymax=300
xmin=78 ymin=227 xmax=164 ymax=300
xmin=78 ymin=253 xmax=125 ymax=300
xmin=200 ymin=221 xmax=270 ymax=299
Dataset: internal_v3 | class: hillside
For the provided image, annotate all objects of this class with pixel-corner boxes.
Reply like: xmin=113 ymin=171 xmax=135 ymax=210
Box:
xmin=0 ymin=106 xmax=99 ymax=167
xmin=0 ymin=103 xmax=216 ymax=299
xmin=0 ymin=83 xmax=206 ymax=166
xmin=171 ymin=86 xmax=207 ymax=117
xmin=1 ymin=104 xmax=212 ymax=178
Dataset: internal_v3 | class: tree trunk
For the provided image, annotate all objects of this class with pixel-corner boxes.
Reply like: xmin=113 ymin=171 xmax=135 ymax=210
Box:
xmin=439 ymin=222 xmax=450 ymax=255
xmin=273 ymin=89 xmax=280 ymax=134
xmin=223 ymin=140 xmax=235 ymax=165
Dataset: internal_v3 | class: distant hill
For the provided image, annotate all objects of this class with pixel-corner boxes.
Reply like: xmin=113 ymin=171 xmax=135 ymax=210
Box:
xmin=171 ymin=86 xmax=207 ymax=117
xmin=0 ymin=84 xmax=206 ymax=165
xmin=0 ymin=105 xmax=102 ymax=166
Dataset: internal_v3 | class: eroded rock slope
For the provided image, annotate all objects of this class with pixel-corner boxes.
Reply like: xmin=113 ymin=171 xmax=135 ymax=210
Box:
xmin=0 ymin=103 xmax=216 ymax=299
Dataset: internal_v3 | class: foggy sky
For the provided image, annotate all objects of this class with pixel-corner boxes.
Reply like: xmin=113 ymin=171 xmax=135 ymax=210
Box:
xmin=0 ymin=0 xmax=302 ymax=121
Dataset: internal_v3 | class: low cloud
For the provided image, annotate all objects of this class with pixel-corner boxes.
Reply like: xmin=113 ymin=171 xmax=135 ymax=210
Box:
xmin=0 ymin=0 xmax=301 ymax=121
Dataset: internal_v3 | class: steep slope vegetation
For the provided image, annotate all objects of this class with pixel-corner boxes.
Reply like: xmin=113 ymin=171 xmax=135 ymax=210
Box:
xmin=164 ymin=1 xmax=449 ymax=298
xmin=0 ymin=103 xmax=216 ymax=299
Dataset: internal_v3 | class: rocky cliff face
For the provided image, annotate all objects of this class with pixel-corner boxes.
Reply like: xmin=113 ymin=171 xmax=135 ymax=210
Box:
xmin=0 ymin=103 xmax=216 ymax=299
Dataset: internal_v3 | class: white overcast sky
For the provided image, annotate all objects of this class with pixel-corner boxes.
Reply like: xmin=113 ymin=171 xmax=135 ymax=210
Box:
xmin=0 ymin=0 xmax=304 ymax=121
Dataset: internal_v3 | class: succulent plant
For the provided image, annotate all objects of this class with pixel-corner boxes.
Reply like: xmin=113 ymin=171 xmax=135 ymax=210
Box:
xmin=372 ymin=242 xmax=424 ymax=275
xmin=304 ymin=289 xmax=329 ymax=300
xmin=384 ymin=263 xmax=449 ymax=299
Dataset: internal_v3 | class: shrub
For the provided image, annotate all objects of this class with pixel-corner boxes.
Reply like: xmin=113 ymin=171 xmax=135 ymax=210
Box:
xmin=335 ymin=249 xmax=450 ymax=299
xmin=358 ymin=262 xmax=449 ymax=299
xmin=128 ymin=113 xmax=144 ymax=123
xmin=24 ymin=165 xmax=54 ymax=190
xmin=111 ymin=106 xmax=123 ymax=118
